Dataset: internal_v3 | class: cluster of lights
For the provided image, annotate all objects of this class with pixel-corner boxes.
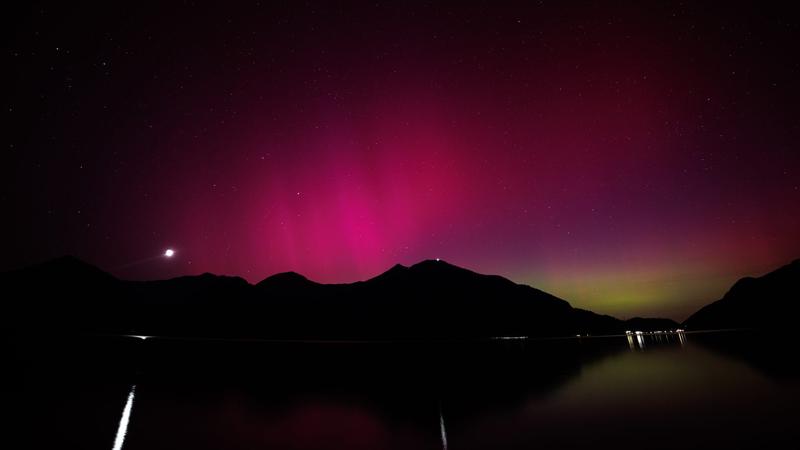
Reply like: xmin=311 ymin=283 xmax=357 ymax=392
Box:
xmin=625 ymin=329 xmax=685 ymax=336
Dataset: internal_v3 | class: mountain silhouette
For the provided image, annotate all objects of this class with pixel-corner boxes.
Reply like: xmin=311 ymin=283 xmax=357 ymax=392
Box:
xmin=684 ymin=259 xmax=800 ymax=330
xmin=1 ymin=257 xmax=678 ymax=339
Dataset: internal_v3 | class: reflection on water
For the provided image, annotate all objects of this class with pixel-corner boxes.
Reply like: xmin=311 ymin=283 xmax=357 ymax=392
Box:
xmin=439 ymin=401 xmax=448 ymax=450
xmin=112 ymin=385 xmax=135 ymax=450
xmin=626 ymin=330 xmax=687 ymax=350
xmin=5 ymin=331 xmax=800 ymax=449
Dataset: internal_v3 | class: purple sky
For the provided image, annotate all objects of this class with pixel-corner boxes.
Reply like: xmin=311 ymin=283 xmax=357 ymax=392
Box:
xmin=4 ymin=2 xmax=800 ymax=320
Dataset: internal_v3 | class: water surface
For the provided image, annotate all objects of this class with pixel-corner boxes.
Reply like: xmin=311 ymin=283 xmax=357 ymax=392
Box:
xmin=5 ymin=331 xmax=799 ymax=449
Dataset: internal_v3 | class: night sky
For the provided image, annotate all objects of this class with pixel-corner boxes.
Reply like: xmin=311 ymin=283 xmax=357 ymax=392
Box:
xmin=4 ymin=2 xmax=800 ymax=320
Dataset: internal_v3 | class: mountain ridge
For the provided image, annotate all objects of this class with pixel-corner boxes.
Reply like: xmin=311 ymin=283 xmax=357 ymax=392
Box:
xmin=684 ymin=259 xmax=800 ymax=330
xmin=2 ymin=256 xmax=680 ymax=339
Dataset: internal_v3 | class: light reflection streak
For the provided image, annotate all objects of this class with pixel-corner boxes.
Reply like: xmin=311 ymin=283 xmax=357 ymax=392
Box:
xmin=678 ymin=330 xmax=687 ymax=347
xmin=112 ymin=385 xmax=136 ymax=450
xmin=627 ymin=329 xmax=687 ymax=350
xmin=439 ymin=402 xmax=448 ymax=450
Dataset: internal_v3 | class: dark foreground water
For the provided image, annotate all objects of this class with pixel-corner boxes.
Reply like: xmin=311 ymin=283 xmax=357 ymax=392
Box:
xmin=4 ymin=331 xmax=799 ymax=450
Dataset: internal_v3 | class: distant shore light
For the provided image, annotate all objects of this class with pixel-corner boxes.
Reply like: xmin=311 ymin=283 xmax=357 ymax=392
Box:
xmin=164 ymin=248 xmax=175 ymax=258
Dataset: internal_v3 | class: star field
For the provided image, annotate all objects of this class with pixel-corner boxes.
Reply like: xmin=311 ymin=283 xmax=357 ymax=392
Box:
xmin=4 ymin=1 xmax=800 ymax=320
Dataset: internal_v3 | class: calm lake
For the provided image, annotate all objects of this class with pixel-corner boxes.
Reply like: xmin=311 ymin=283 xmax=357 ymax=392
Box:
xmin=5 ymin=331 xmax=799 ymax=449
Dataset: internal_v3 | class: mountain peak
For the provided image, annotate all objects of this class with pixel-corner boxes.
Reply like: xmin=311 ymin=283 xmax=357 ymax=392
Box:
xmin=684 ymin=257 xmax=800 ymax=329
xmin=257 ymin=271 xmax=316 ymax=288
xmin=407 ymin=259 xmax=488 ymax=280
xmin=382 ymin=263 xmax=410 ymax=276
xmin=23 ymin=255 xmax=116 ymax=281
xmin=413 ymin=258 xmax=451 ymax=266
xmin=409 ymin=259 xmax=466 ymax=272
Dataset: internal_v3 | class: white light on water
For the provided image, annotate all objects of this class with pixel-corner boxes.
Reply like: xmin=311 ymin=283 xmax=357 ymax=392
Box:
xmin=439 ymin=407 xmax=448 ymax=450
xmin=112 ymin=385 xmax=136 ymax=450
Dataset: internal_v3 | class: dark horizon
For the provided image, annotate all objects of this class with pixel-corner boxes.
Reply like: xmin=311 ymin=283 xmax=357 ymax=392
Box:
xmin=6 ymin=253 xmax=798 ymax=325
